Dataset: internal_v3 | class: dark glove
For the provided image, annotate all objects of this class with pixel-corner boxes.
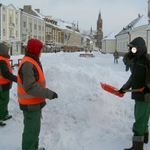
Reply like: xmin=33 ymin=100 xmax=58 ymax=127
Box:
xmin=118 ymin=88 xmax=125 ymax=94
xmin=142 ymin=86 xmax=150 ymax=94
xmin=52 ymin=92 xmax=58 ymax=99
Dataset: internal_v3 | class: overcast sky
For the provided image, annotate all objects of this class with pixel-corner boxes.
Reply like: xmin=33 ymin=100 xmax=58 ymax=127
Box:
xmin=1 ymin=0 xmax=148 ymax=36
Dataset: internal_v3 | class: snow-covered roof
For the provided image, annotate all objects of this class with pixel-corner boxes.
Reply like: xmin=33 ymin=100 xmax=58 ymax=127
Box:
xmin=102 ymin=31 xmax=116 ymax=40
xmin=81 ymin=30 xmax=97 ymax=36
xmin=21 ymin=11 xmax=44 ymax=21
xmin=54 ymin=18 xmax=77 ymax=31
xmin=33 ymin=9 xmax=45 ymax=19
xmin=7 ymin=4 xmax=20 ymax=11
xmin=134 ymin=15 xmax=148 ymax=28
xmin=54 ymin=19 xmax=81 ymax=35
xmin=21 ymin=7 xmax=86 ymax=38
xmin=53 ymin=19 xmax=71 ymax=30
xmin=115 ymin=14 xmax=148 ymax=37
xmin=33 ymin=10 xmax=64 ymax=29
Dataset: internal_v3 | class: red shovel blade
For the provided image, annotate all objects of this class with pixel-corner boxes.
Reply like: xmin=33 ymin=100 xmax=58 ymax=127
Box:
xmin=100 ymin=82 xmax=124 ymax=98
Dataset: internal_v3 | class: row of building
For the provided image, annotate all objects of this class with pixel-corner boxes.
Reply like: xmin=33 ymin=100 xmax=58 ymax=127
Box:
xmin=0 ymin=3 xmax=101 ymax=55
xmin=2 ymin=2 xmax=150 ymax=56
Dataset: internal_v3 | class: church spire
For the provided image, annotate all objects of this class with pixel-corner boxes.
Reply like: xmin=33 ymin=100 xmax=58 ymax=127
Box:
xmin=77 ymin=21 xmax=78 ymax=30
xmin=96 ymin=10 xmax=103 ymax=49
xmin=90 ymin=26 xmax=92 ymax=34
xmin=98 ymin=10 xmax=102 ymax=21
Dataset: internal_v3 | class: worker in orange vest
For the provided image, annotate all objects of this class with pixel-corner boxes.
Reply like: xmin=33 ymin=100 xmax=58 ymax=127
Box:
xmin=0 ymin=43 xmax=17 ymax=126
xmin=17 ymin=38 xmax=58 ymax=150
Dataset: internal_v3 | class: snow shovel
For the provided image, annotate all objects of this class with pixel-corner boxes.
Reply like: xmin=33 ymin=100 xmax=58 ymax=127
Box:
xmin=100 ymin=82 xmax=144 ymax=98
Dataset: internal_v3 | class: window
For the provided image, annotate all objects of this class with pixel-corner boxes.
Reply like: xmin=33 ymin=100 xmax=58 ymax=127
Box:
xmin=16 ymin=43 xmax=19 ymax=52
xmin=9 ymin=17 xmax=12 ymax=23
xmin=3 ymin=14 xmax=6 ymax=22
xmin=10 ymin=29 xmax=12 ymax=37
xmin=16 ymin=18 xmax=18 ymax=25
xmin=23 ymin=21 xmax=26 ymax=28
xmin=34 ymin=24 xmax=37 ymax=30
xmin=46 ymin=27 xmax=48 ymax=32
xmin=38 ymin=36 xmax=41 ymax=40
xmin=3 ymin=29 xmax=5 ymax=36
xmin=126 ymin=41 xmax=128 ymax=50
xmin=29 ymin=23 xmax=32 ymax=31
xmin=39 ymin=25 xmax=41 ymax=31
xmin=16 ymin=31 xmax=18 ymax=37
xmin=123 ymin=41 xmax=125 ymax=51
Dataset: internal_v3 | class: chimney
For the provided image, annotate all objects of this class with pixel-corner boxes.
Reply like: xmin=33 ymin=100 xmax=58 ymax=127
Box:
xmin=23 ymin=5 xmax=32 ymax=11
xmin=35 ymin=9 xmax=40 ymax=13
xmin=138 ymin=14 xmax=141 ymax=17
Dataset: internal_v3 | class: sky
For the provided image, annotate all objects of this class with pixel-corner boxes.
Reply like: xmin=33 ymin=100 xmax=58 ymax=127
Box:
xmin=0 ymin=0 xmax=148 ymax=36
xmin=0 ymin=51 xmax=150 ymax=150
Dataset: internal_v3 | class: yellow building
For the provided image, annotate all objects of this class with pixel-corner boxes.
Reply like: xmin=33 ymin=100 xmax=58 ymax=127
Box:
xmin=0 ymin=3 xmax=21 ymax=55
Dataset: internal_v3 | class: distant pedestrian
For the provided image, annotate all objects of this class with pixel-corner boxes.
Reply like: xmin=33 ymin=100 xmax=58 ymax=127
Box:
xmin=0 ymin=43 xmax=17 ymax=126
xmin=113 ymin=50 xmax=119 ymax=64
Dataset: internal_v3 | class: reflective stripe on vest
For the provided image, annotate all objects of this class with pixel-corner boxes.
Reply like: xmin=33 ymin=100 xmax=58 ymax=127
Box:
xmin=17 ymin=56 xmax=46 ymax=105
xmin=0 ymin=56 xmax=12 ymax=84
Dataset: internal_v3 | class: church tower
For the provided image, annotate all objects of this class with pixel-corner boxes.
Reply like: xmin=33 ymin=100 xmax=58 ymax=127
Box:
xmin=89 ymin=26 xmax=94 ymax=39
xmin=96 ymin=11 xmax=103 ymax=49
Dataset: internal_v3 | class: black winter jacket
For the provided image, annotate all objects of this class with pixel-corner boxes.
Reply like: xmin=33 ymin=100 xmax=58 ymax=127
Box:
xmin=122 ymin=37 xmax=150 ymax=102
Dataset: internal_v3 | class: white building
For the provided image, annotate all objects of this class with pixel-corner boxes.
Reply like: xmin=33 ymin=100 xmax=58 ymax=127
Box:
xmin=115 ymin=14 xmax=148 ymax=54
xmin=20 ymin=5 xmax=45 ymax=54
xmin=101 ymin=31 xmax=116 ymax=53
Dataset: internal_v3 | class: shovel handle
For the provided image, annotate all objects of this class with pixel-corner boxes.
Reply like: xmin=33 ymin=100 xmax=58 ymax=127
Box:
xmin=123 ymin=87 xmax=144 ymax=92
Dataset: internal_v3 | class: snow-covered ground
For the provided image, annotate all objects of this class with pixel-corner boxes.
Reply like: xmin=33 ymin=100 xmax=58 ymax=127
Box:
xmin=0 ymin=51 xmax=149 ymax=150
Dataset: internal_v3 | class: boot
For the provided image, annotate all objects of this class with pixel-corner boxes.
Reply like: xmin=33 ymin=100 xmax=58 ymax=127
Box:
xmin=3 ymin=114 xmax=12 ymax=121
xmin=133 ymin=141 xmax=144 ymax=150
xmin=124 ymin=140 xmax=134 ymax=150
xmin=144 ymin=127 xmax=149 ymax=144
xmin=124 ymin=136 xmax=144 ymax=150
xmin=37 ymin=148 xmax=45 ymax=150
xmin=0 ymin=120 xmax=6 ymax=126
xmin=124 ymin=145 xmax=134 ymax=150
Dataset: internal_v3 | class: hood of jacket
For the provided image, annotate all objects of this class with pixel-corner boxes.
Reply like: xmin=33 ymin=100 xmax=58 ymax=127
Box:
xmin=128 ymin=37 xmax=147 ymax=59
xmin=26 ymin=39 xmax=43 ymax=57
xmin=0 ymin=43 xmax=10 ymax=58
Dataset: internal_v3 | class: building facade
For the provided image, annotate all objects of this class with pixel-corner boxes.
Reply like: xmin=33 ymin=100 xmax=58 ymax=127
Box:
xmin=101 ymin=31 xmax=116 ymax=53
xmin=20 ymin=5 xmax=45 ymax=53
xmin=115 ymin=14 xmax=148 ymax=55
xmin=0 ymin=3 xmax=95 ymax=55
xmin=0 ymin=3 xmax=21 ymax=55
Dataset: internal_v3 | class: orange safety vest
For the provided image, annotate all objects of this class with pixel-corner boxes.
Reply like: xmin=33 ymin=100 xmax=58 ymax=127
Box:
xmin=17 ymin=56 xmax=46 ymax=105
xmin=0 ymin=56 xmax=12 ymax=84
